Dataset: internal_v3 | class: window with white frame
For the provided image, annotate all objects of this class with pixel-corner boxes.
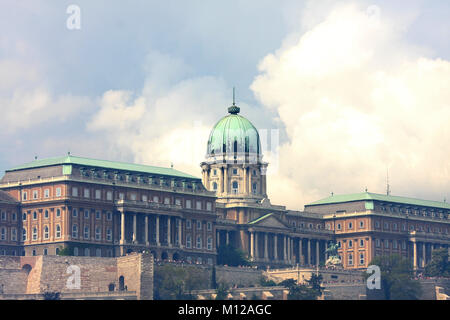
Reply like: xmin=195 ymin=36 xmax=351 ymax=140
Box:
xmin=44 ymin=226 xmax=49 ymax=239
xmin=44 ymin=189 xmax=50 ymax=198
xmin=348 ymin=253 xmax=353 ymax=265
xmin=22 ymin=212 xmax=27 ymax=221
xmin=119 ymin=192 xmax=125 ymax=200
xmin=72 ymin=187 xmax=78 ymax=197
xmin=175 ymin=198 xmax=181 ymax=206
xmin=196 ymin=235 xmax=202 ymax=249
xmin=207 ymin=222 xmax=212 ymax=231
xmin=22 ymin=228 xmax=27 ymax=241
xmin=84 ymin=210 xmax=89 ymax=219
xmin=56 ymin=208 xmax=61 ymax=217
xmin=186 ymin=220 xmax=191 ymax=229
xmin=95 ymin=190 xmax=101 ymax=200
xmin=22 ymin=191 xmax=28 ymax=201
xmin=44 ymin=210 xmax=49 ymax=219
xmin=72 ymin=225 xmax=78 ymax=238
xmin=206 ymin=202 xmax=212 ymax=211
xmin=153 ymin=196 xmax=159 ymax=203
xmin=197 ymin=221 xmax=202 ymax=230
xmin=96 ymin=211 xmax=101 ymax=220
xmin=384 ymin=239 xmax=389 ymax=248
xmin=33 ymin=190 xmax=39 ymax=199
xmin=348 ymin=240 xmax=353 ymax=248
xmin=84 ymin=226 xmax=90 ymax=239
xmin=32 ymin=227 xmax=37 ymax=241
xmin=11 ymin=228 xmax=17 ymax=241
xmin=186 ymin=200 xmax=192 ymax=209
xmin=164 ymin=197 xmax=170 ymax=205
xmin=130 ymin=193 xmax=137 ymax=201
xmin=196 ymin=201 xmax=202 ymax=210
xmin=107 ymin=212 xmax=112 ymax=221
xmin=231 ymin=181 xmax=238 ymax=194
xmin=56 ymin=225 xmax=61 ymax=238
xmin=186 ymin=235 xmax=192 ymax=248
xmin=359 ymin=221 xmax=364 ymax=228
xmin=107 ymin=228 xmax=112 ymax=241
xmin=0 ymin=227 xmax=6 ymax=240
xmin=213 ymin=182 xmax=218 ymax=191
xmin=142 ymin=195 xmax=148 ymax=202
xmin=95 ymin=227 xmax=101 ymax=240
xmin=56 ymin=187 xmax=62 ymax=197
xmin=84 ymin=189 xmax=90 ymax=198
xmin=106 ymin=191 xmax=113 ymax=201
xmin=72 ymin=208 xmax=78 ymax=217
xmin=348 ymin=222 xmax=353 ymax=229
xmin=207 ymin=237 xmax=213 ymax=250
xmin=375 ymin=239 xmax=380 ymax=247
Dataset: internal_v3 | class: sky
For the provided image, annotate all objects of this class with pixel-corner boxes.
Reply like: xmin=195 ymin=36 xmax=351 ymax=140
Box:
xmin=0 ymin=0 xmax=449 ymax=210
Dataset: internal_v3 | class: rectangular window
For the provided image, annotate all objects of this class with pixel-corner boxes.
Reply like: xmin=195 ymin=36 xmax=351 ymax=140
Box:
xmin=196 ymin=201 xmax=202 ymax=210
xmin=56 ymin=187 xmax=62 ymax=197
xmin=186 ymin=220 xmax=192 ymax=229
xmin=207 ymin=222 xmax=212 ymax=231
xmin=96 ymin=211 xmax=101 ymax=220
xmin=22 ymin=191 xmax=28 ymax=201
xmin=72 ymin=187 xmax=78 ymax=197
xmin=197 ymin=221 xmax=202 ymax=230
xmin=44 ymin=189 xmax=50 ymax=198
xmin=84 ymin=189 xmax=90 ymax=198
xmin=119 ymin=193 xmax=125 ymax=200
xmin=106 ymin=228 xmax=112 ymax=241
xmin=359 ymin=253 xmax=365 ymax=265
xmin=107 ymin=212 xmax=112 ymax=221
xmin=11 ymin=228 xmax=17 ymax=242
xmin=106 ymin=191 xmax=113 ymax=201
xmin=84 ymin=210 xmax=89 ymax=219
xmin=206 ymin=202 xmax=212 ymax=211
xmin=164 ymin=197 xmax=170 ymax=205
xmin=186 ymin=200 xmax=192 ymax=209
xmin=33 ymin=190 xmax=39 ymax=199
xmin=95 ymin=190 xmax=101 ymax=200
xmin=142 ymin=195 xmax=148 ymax=202
xmin=153 ymin=196 xmax=159 ymax=203
xmin=56 ymin=209 xmax=61 ymax=217
xmin=175 ymin=198 xmax=181 ymax=206
xmin=72 ymin=208 xmax=78 ymax=217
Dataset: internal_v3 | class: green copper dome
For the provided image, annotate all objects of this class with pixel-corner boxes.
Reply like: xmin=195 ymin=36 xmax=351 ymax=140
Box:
xmin=207 ymin=106 xmax=261 ymax=156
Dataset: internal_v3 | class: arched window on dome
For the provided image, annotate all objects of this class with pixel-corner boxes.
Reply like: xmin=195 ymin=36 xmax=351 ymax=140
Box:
xmin=252 ymin=182 xmax=257 ymax=194
xmin=233 ymin=140 xmax=238 ymax=153
xmin=212 ymin=182 xmax=218 ymax=191
xmin=232 ymin=181 xmax=239 ymax=194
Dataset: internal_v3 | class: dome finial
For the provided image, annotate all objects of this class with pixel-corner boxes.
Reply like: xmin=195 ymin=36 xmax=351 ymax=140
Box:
xmin=228 ymin=86 xmax=240 ymax=114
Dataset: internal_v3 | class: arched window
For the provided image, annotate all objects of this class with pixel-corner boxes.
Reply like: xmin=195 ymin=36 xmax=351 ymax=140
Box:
xmin=252 ymin=182 xmax=257 ymax=194
xmin=212 ymin=182 xmax=218 ymax=191
xmin=73 ymin=247 xmax=79 ymax=256
xmin=84 ymin=248 xmax=90 ymax=257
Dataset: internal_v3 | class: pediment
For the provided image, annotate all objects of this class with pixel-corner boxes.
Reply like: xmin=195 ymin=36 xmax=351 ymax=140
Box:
xmin=249 ymin=214 xmax=288 ymax=230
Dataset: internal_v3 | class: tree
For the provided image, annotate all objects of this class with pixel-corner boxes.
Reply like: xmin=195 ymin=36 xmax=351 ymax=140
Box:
xmin=279 ymin=277 xmax=322 ymax=300
xmin=56 ymin=246 xmax=73 ymax=256
xmin=211 ymin=265 xmax=217 ymax=289
xmin=215 ymin=282 xmax=229 ymax=300
xmin=260 ymin=277 xmax=278 ymax=287
xmin=367 ymin=254 xmax=422 ymax=300
xmin=216 ymin=244 xmax=250 ymax=267
xmin=424 ymin=248 xmax=450 ymax=277
xmin=154 ymin=265 xmax=208 ymax=300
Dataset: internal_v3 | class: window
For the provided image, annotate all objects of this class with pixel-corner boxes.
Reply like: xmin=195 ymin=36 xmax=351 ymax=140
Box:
xmin=1 ymin=211 xmax=5 ymax=221
xmin=393 ymin=240 xmax=398 ymax=249
xmin=119 ymin=193 xmax=125 ymax=200
xmin=55 ymin=248 xmax=60 ymax=255
xmin=107 ymin=212 xmax=112 ymax=221
xmin=384 ymin=240 xmax=389 ymax=248
xmin=402 ymin=241 xmax=406 ymax=250
xmin=106 ymin=191 xmax=113 ymax=201
xmin=32 ymin=227 xmax=37 ymax=241
xmin=84 ymin=226 xmax=90 ymax=239
xmin=72 ymin=225 xmax=78 ymax=238
xmin=106 ymin=228 xmax=112 ymax=241
xmin=130 ymin=193 xmax=137 ymax=201
xmin=96 ymin=211 xmax=101 ymax=220
xmin=212 ymin=182 xmax=218 ymax=191
xmin=142 ymin=195 xmax=148 ymax=202
xmin=32 ymin=249 xmax=36 ymax=256
xmin=196 ymin=201 xmax=202 ymax=210
xmin=252 ymin=182 xmax=257 ymax=194
xmin=175 ymin=198 xmax=181 ymax=206
xmin=56 ymin=225 xmax=61 ymax=238
xmin=95 ymin=227 xmax=101 ymax=240
xmin=338 ymin=241 xmax=341 ymax=248
xmin=96 ymin=249 xmax=102 ymax=257
xmin=44 ymin=226 xmax=49 ymax=239
xmin=72 ymin=208 xmax=78 ymax=217
xmin=33 ymin=190 xmax=38 ymax=199
xmin=186 ymin=220 xmax=192 ymax=229
xmin=196 ymin=235 xmax=202 ymax=249
xmin=0 ymin=227 xmax=6 ymax=240
xmin=231 ymin=181 xmax=239 ymax=194
xmin=376 ymin=239 xmax=380 ymax=247
xmin=359 ymin=221 xmax=364 ymax=228
xmin=232 ymin=168 xmax=238 ymax=175
xmin=348 ymin=240 xmax=353 ymax=248
xmin=337 ymin=223 xmax=341 ymax=230
xmin=33 ymin=211 xmax=37 ymax=220
xmin=72 ymin=187 xmax=78 ymax=197
xmin=384 ymin=222 xmax=389 ymax=230
xmin=22 ymin=191 xmax=28 ymax=201
xmin=206 ymin=202 xmax=212 ymax=211
xmin=84 ymin=248 xmax=90 ymax=257
xmin=207 ymin=237 xmax=213 ymax=250
xmin=375 ymin=221 xmax=380 ymax=228
xmin=84 ymin=210 xmax=89 ymax=219
xmin=153 ymin=196 xmax=159 ymax=203
xmin=348 ymin=222 xmax=353 ymax=229
xmin=73 ymin=247 xmax=79 ymax=256
xmin=213 ymin=169 xmax=217 ymax=176
xmin=56 ymin=209 xmax=61 ymax=217
xmin=207 ymin=222 xmax=212 ymax=231
xmin=11 ymin=228 xmax=17 ymax=241
xmin=186 ymin=235 xmax=192 ymax=248
xmin=84 ymin=189 xmax=90 ymax=198
xmin=22 ymin=228 xmax=27 ymax=241
xmin=186 ymin=200 xmax=192 ymax=209
xmin=164 ymin=197 xmax=170 ymax=205
xmin=348 ymin=253 xmax=353 ymax=266
xmin=44 ymin=210 xmax=49 ymax=219
xmin=56 ymin=187 xmax=62 ymax=197
xmin=359 ymin=253 xmax=365 ymax=265
xmin=44 ymin=189 xmax=50 ymax=198
xmin=95 ymin=190 xmax=101 ymax=200
xmin=22 ymin=212 xmax=27 ymax=221
xmin=197 ymin=221 xmax=202 ymax=230
xmin=393 ymin=223 xmax=398 ymax=231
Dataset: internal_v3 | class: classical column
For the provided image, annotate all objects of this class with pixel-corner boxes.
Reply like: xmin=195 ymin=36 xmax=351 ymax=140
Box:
xmin=145 ymin=215 xmax=149 ymax=245
xmin=250 ymin=232 xmax=255 ymax=260
xmin=178 ymin=219 xmax=183 ymax=248
xmin=156 ymin=215 xmax=160 ymax=246
xmin=243 ymin=167 xmax=248 ymax=194
xmin=307 ymin=239 xmax=311 ymax=266
xmin=274 ymin=234 xmax=278 ymax=261
xmin=216 ymin=230 xmax=220 ymax=248
xmin=264 ymin=233 xmax=269 ymax=261
xmin=219 ymin=167 xmax=224 ymax=193
xmin=283 ymin=236 xmax=287 ymax=263
xmin=413 ymin=241 xmax=417 ymax=270
xmin=299 ymin=238 xmax=303 ymax=265
xmin=226 ymin=231 xmax=230 ymax=245
xmin=132 ymin=213 xmax=137 ymax=243
xmin=120 ymin=211 xmax=125 ymax=244
xmin=248 ymin=168 xmax=252 ymax=194
xmin=223 ymin=166 xmax=228 ymax=194
xmin=255 ymin=232 xmax=259 ymax=260
xmin=316 ymin=240 xmax=320 ymax=266
xmin=422 ymin=242 xmax=426 ymax=268
xmin=167 ymin=216 xmax=171 ymax=247
xmin=287 ymin=236 xmax=291 ymax=264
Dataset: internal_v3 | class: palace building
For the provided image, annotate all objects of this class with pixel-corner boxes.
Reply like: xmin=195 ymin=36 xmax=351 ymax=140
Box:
xmin=0 ymin=99 xmax=449 ymax=271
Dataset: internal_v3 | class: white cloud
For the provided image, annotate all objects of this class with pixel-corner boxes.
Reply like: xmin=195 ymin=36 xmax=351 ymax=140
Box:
xmin=251 ymin=3 xmax=450 ymax=209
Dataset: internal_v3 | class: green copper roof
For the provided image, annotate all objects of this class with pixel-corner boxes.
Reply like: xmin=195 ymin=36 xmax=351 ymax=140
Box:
xmin=306 ymin=192 xmax=450 ymax=210
xmin=207 ymin=109 xmax=260 ymax=156
xmin=248 ymin=213 xmax=273 ymax=225
xmin=7 ymin=155 xmax=199 ymax=180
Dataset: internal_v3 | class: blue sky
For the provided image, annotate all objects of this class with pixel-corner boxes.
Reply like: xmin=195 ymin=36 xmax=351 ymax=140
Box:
xmin=1 ymin=0 xmax=449 ymax=208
